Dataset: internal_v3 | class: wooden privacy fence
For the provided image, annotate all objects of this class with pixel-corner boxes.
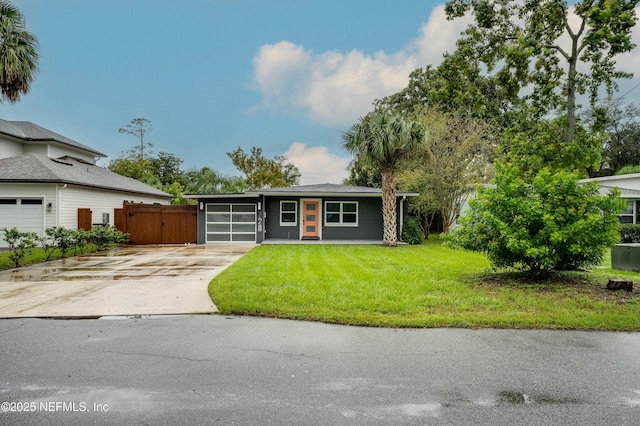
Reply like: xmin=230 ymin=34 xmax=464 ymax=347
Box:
xmin=115 ymin=203 xmax=197 ymax=245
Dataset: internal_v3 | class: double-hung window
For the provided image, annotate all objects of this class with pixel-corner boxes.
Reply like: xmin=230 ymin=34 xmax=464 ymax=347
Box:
xmin=280 ymin=201 xmax=297 ymax=226
xmin=620 ymin=200 xmax=636 ymax=224
xmin=325 ymin=201 xmax=358 ymax=226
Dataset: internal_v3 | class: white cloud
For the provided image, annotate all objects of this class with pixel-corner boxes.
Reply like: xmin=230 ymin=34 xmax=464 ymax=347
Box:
xmin=252 ymin=5 xmax=471 ymax=127
xmin=252 ymin=5 xmax=640 ymax=126
xmin=283 ymin=142 xmax=350 ymax=185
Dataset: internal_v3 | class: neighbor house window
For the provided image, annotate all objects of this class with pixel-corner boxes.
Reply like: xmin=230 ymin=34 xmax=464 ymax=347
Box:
xmin=280 ymin=201 xmax=297 ymax=226
xmin=620 ymin=200 xmax=636 ymax=224
xmin=325 ymin=201 xmax=358 ymax=226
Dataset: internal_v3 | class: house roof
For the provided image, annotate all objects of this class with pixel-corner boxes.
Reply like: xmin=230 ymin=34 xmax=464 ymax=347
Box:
xmin=596 ymin=184 xmax=640 ymax=198
xmin=186 ymin=183 xmax=418 ymax=198
xmin=581 ymin=173 xmax=640 ymax=184
xmin=0 ymin=153 xmax=171 ymax=198
xmin=0 ymin=119 xmax=107 ymax=157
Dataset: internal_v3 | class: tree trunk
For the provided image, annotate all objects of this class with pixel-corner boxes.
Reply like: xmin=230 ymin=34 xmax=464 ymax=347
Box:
xmin=381 ymin=167 xmax=397 ymax=247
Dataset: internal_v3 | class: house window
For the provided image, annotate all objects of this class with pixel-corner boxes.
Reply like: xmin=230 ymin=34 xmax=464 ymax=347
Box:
xmin=620 ymin=200 xmax=636 ymax=224
xmin=325 ymin=201 xmax=358 ymax=226
xmin=280 ymin=201 xmax=297 ymax=226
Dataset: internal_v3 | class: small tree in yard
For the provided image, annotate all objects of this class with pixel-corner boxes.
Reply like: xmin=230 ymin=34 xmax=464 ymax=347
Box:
xmin=448 ymin=164 xmax=624 ymax=278
xmin=2 ymin=227 xmax=38 ymax=268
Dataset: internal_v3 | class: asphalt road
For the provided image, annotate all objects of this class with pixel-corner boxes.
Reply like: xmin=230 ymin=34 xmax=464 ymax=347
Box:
xmin=0 ymin=315 xmax=639 ymax=425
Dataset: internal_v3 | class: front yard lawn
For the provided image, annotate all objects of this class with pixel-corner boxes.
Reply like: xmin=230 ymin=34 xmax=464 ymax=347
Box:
xmin=209 ymin=239 xmax=640 ymax=330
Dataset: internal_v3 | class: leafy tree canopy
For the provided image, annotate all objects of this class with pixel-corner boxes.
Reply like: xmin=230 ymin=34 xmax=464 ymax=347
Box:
xmin=445 ymin=0 xmax=638 ymax=144
xmin=596 ymin=100 xmax=640 ymax=174
xmin=343 ymin=157 xmax=382 ymax=188
xmin=376 ymin=54 xmax=517 ymax=130
xmin=401 ymin=107 xmax=496 ymax=233
xmin=227 ymin=146 xmax=300 ymax=190
xmin=182 ymin=167 xmax=246 ymax=194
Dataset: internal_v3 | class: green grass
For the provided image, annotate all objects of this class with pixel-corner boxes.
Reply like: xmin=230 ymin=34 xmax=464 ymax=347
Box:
xmin=209 ymin=239 xmax=640 ymax=330
xmin=0 ymin=247 xmax=97 ymax=270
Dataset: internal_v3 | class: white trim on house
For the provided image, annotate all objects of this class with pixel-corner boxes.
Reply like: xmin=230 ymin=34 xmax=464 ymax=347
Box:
xmin=324 ymin=200 xmax=359 ymax=227
xmin=279 ymin=200 xmax=298 ymax=227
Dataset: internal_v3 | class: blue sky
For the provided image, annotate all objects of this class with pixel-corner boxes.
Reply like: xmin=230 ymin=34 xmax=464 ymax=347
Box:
xmin=4 ymin=1 xmax=640 ymax=184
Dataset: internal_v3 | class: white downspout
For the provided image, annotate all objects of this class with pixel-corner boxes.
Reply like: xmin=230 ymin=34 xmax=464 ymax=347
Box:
xmin=400 ymin=196 xmax=406 ymax=240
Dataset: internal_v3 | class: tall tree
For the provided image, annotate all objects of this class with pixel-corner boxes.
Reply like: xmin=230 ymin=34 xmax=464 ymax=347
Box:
xmin=107 ymin=156 xmax=158 ymax=185
xmin=343 ymin=157 xmax=382 ymax=188
xmin=375 ymin=54 xmax=516 ymax=130
xmin=445 ymin=0 xmax=638 ymax=145
xmin=119 ymin=118 xmax=153 ymax=160
xmin=0 ymin=0 xmax=38 ymax=103
xmin=342 ymin=111 xmax=428 ymax=247
xmin=183 ymin=167 xmax=246 ymax=194
xmin=227 ymin=146 xmax=300 ymax=190
xmin=402 ymin=107 xmax=495 ymax=233
xmin=149 ymin=151 xmax=184 ymax=186
xmin=597 ymin=100 xmax=640 ymax=174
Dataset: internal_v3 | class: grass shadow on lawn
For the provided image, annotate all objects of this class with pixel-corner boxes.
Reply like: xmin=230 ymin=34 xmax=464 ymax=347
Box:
xmin=209 ymin=240 xmax=640 ymax=330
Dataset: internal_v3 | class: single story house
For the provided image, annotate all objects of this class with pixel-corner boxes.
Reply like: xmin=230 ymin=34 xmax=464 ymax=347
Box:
xmin=581 ymin=174 xmax=640 ymax=224
xmin=0 ymin=119 xmax=171 ymax=247
xmin=187 ymin=184 xmax=417 ymax=244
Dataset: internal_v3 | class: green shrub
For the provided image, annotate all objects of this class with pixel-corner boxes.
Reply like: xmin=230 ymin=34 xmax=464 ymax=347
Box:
xmin=448 ymin=164 xmax=624 ymax=277
xmin=39 ymin=230 xmax=57 ymax=261
xmin=1 ymin=227 xmax=38 ymax=268
xmin=71 ymin=229 xmax=91 ymax=255
xmin=620 ymin=224 xmax=640 ymax=243
xmin=615 ymin=165 xmax=640 ymax=175
xmin=45 ymin=226 xmax=76 ymax=258
xmin=88 ymin=226 xmax=130 ymax=250
xmin=401 ymin=216 xmax=425 ymax=245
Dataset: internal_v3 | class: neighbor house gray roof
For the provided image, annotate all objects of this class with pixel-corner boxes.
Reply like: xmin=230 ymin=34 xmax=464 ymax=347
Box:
xmin=186 ymin=183 xmax=418 ymax=198
xmin=0 ymin=153 xmax=171 ymax=198
xmin=0 ymin=119 xmax=107 ymax=157
xmin=596 ymin=184 xmax=640 ymax=198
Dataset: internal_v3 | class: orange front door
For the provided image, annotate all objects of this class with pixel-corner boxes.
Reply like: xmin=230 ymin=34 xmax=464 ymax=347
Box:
xmin=302 ymin=200 xmax=319 ymax=239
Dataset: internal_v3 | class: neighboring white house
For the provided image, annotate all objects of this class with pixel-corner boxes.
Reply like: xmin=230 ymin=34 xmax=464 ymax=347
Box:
xmin=0 ymin=119 xmax=171 ymax=247
xmin=581 ymin=174 xmax=640 ymax=224
xmin=454 ymin=175 xmax=640 ymax=228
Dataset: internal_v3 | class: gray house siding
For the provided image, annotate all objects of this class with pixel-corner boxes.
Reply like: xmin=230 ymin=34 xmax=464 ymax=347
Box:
xmin=322 ymin=197 xmax=383 ymax=240
xmin=263 ymin=196 xmax=388 ymax=241
xmin=193 ymin=184 xmax=414 ymax=244
xmin=264 ymin=197 xmax=300 ymax=240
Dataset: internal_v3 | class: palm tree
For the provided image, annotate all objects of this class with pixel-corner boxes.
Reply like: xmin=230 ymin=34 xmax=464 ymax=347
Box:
xmin=183 ymin=167 xmax=246 ymax=194
xmin=342 ymin=110 xmax=428 ymax=247
xmin=0 ymin=0 xmax=39 ymax=103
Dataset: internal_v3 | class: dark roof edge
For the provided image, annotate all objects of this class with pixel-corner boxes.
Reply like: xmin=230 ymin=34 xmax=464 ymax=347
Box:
xmin=185 ymin=191 xmax=418 ymax=198
xmin=0 ymin=178 xmax=172 ymax=198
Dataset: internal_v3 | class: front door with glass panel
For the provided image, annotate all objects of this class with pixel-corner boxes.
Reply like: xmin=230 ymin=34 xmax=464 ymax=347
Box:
xmin=302 ymin=200 xmax=320 ymax=239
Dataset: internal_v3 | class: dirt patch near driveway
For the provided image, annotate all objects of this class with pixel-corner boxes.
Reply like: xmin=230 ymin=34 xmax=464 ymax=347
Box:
xmin=0 ymin=244 xmax=254 ymax=318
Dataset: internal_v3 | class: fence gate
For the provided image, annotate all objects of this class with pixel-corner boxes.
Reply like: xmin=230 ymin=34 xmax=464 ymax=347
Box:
xmin=77 ymin=208 xmax=92 ymax=231
xmin=115 ymin=204 xmax=197 ymax=245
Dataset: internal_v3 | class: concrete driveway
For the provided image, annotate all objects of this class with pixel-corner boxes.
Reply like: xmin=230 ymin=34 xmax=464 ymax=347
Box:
xmin=0 ymin=244 xmax=254 ymax=318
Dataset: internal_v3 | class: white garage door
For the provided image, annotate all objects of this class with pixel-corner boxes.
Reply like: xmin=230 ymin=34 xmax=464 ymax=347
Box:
xmin=0 ymin=198 xmax=45 ymax=247
xmin=206 ymin=203 xmax=256 ymax=243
